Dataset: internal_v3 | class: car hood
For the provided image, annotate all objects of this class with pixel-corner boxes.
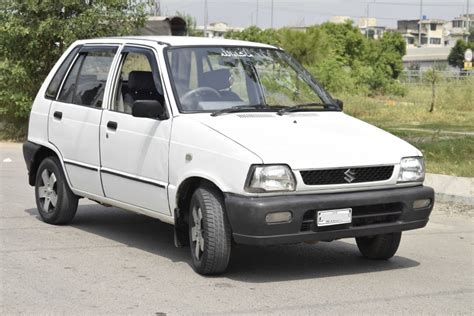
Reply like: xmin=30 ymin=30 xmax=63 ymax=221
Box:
xmin=195 ymin=112 xmax=420 ymax=170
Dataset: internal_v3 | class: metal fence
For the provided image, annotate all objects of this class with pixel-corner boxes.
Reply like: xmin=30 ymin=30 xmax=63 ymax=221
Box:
xmin=400 ymin=69 xmax=473 ymax=83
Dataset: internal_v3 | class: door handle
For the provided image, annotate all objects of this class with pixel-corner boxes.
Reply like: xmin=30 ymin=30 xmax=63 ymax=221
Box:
xmin=107 ymin=121 xmax=118 ymax=131
xmin=53 ymin=111 xmax=62 ymax=120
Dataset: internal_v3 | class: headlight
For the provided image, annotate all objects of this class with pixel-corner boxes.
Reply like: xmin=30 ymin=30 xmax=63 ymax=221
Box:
xmin=245 ymin=165 xmax=296 ymax=192
xmin=398 ymin=157 xmax=425 ymax=183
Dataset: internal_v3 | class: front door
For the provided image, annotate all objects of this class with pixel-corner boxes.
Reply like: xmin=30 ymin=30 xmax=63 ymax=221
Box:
xmin=48 ymin=45 xmax=118 ymax=196
xmin=99 ymin=45 xmax=171 ymax=215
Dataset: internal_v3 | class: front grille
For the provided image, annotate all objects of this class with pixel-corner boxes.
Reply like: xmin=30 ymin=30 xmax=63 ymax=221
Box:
xmin=300 ymin=166 xmax=394 ymax=185
xmin=300 ymin=203 xmax=403 ymax=232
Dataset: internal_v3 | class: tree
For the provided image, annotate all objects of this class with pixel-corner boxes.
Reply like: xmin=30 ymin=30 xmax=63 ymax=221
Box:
xmin=176 ymin=11 xmax=203 ymax=37
xmin=377 ymin=32 xmax=406 ymax=79
xmin=225 ymin=26 xmax=279 ymax=46
xmin=424 ymin=67 xmax=442 ymax=113
xmin=0 ymin=0 xmax=147 ymax=138
xmin=309 ymin=58 xmax=355 ymax=94
xmin=319 ymin=21 xmax=366 ymax=67
xmin=218 ymin=22 xmax=407 ymax=96
xmin=279 ymin=26 xmax=330 ymax=65
xmin=448 ymin=40 xmax=473 ymax=69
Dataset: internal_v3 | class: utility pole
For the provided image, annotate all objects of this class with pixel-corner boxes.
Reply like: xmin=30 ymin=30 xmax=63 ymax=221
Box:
xmin=366 ymin=3 xmax=370 ymax=39
xmin=256 ymin=0 xmax=259 ymax=27
xmin=154 ymin=0 xmax=161 ymax=16
xmin=204 ymin=0 xmax=208 ymax=37
xmin=419 ymin=0 xmax=423 ymax=47
xmin=271 ymin=0 xmax=274 ymax=29
xmin=466 ymin=0 xmax=470 ymax=43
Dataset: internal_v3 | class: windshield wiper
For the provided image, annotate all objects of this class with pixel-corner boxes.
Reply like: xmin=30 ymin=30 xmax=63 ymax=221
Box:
xmin=277 ymin=103 xmax=338 ymax=115
xmin=211 ymin=104 xmax=266 ymax=117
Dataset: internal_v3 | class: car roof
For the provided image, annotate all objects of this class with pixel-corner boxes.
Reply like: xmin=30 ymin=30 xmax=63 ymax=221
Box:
xmin=77 ymin=36 xmax=278 ymax=49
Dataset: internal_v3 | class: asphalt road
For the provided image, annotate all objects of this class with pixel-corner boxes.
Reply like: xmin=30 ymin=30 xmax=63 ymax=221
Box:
xmin=1 ymin=142 xmax=473 ymax=315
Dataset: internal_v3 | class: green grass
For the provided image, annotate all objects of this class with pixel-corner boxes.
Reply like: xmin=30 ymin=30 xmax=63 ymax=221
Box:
xmin=337 ymin=79 xmax=474 ymax=177
xmin=415 ymin=137 xmax=474 ymax=177
xmin=388 ymin=129 xmax=474 ymax=177
xmin=340 ymin=78 xmax=474 ymax=133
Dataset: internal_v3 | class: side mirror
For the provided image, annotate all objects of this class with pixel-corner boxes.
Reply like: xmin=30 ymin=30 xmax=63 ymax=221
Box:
xmin=334 ymin=99 xmax=343 ymax=111
xmin=132 ymin=100 xmax=166 ymax=119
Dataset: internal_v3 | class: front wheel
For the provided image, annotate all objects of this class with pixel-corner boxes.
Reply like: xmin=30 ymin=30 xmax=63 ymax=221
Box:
xmin=35 ymin=157 xmax=78 ymax=225
xmin=355 ymin=232 xmax=402 ymax=260
xmin=188 ymin=185 xmax=231 ymax=275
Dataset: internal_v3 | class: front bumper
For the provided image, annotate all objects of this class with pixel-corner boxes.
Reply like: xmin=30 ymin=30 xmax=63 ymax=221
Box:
xmin=225 ymin=186 xmax=434 ymax=245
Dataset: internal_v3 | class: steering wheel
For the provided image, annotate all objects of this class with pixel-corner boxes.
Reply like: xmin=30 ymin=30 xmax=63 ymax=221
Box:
xmin=180 ymin=87 xmax=221 ymax=110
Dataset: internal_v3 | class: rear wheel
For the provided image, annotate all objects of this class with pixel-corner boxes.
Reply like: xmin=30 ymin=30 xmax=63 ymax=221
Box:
xmin=35 ymin=157 xmax=78 ymax=225
xmin=188 ymin=185 xmax=231 ymax=275
xmin=356 ymin=232 xmax=402 ymax=260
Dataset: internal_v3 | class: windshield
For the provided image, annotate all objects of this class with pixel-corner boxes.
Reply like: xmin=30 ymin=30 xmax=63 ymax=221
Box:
xmin=165 ymin=46 xmax=336 ymax=113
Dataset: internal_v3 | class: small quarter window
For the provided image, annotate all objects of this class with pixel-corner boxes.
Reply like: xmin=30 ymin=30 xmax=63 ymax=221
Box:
xmin=45 ymin=46 xmax=81 ymax=99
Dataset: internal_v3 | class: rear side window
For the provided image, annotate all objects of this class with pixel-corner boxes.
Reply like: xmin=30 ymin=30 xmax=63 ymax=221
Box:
xmin=58 ymin=55 xmax=84 ymax=104
xmin=58 ymin=46 xmax=117 ymax=107
xmin=45 ymin=46 xmax=81 ymax=99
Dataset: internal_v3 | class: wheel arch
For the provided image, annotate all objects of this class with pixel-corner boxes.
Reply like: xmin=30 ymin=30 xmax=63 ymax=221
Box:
xmin=176 ymin=176 xmax=224 ymax=219
xmin=173 ymin=176 xmax=225 ymax=247
xmin=24 ymin=141 xmax=69 ymax=187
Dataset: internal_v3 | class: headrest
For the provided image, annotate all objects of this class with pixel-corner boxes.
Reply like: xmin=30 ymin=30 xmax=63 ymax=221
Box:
xmin=128 ymin=71 xmax=157 ymax=92
xmin=201 ymin=69 xmax=231 ymax=91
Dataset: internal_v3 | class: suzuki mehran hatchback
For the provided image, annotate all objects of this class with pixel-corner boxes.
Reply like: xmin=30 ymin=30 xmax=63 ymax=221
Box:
xmin=23 ymin=36 xmax=434 ymax=275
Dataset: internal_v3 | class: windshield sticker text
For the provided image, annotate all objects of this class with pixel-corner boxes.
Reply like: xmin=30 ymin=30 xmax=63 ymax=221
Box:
xmin=221 ymin=48 xmax=254 ymax=58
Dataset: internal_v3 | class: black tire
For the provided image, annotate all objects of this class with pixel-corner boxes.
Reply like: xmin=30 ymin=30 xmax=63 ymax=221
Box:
xmin=35 ymin=157 xmax=78 ymax=225
xmin=356 ymin=232 xmax=402 ymax=260
xmin=188 ymin=185 xmax=231 ymax=275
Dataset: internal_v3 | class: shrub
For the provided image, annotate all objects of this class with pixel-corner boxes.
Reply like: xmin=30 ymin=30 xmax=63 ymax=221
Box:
xmin=0 ymin=0 xmax=147 ymax=139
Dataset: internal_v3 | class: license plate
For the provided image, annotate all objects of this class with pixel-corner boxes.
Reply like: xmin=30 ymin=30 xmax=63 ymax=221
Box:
xmin=317 ymin=208 xmax=352 ymax=227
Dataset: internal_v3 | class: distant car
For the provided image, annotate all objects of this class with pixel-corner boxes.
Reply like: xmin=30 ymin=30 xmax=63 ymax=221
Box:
xmin=23 ymin=36 xmax=434 ymax=275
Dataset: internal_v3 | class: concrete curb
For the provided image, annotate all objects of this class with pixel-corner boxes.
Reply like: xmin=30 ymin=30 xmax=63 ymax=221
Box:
xmin=425 ymin=173 xmax=474 ymax=205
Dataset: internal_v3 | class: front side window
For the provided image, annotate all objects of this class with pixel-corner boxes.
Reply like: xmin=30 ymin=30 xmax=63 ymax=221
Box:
xmin=113 ymin=47 xmax=164 ymax=114
xmin=58 ymin=47 xmax=117 ymax=107
xmin=166 ymin=46 xmax=335 ymax=113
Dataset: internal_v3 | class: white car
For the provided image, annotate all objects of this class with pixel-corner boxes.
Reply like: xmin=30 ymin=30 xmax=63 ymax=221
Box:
xmin=23 ymin=36 xmax=434 ymax=275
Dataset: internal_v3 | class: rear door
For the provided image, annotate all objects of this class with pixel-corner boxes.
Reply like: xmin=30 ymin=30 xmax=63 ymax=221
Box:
xmin=48 ymin=45 xmax=118 ymax=196
xmin=99 ymin=45 xmax=172 ymax=214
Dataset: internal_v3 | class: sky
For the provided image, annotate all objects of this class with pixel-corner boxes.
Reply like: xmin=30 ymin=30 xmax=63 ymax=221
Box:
xmin=157 ymin=0 xmax=469 ymax=29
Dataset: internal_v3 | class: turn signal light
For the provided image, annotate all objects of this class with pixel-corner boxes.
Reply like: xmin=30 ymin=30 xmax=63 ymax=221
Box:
xmin=265 ymin=211 xmax=293 ymax=224
xmin=413 ymin=199 xmax=431 ymax=209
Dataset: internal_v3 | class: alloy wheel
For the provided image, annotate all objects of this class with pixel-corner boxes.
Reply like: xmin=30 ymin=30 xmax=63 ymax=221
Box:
xmin=37 ymin=169 xmax=58 ymax=213
xmin=191 ymin=206 xmax=204 ymax=260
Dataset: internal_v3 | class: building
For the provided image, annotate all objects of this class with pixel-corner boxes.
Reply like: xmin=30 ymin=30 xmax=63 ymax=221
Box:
xmin=196 ymin=22 xmax=244 ymax=38
xmin=358 ymin=17 xmax=376 ymax=28
xmin=397 ymin=19 xmax=446 ymax=47
xmin=444 ymin=14 xmax=473 ymax=46
xmin=402 ymin=46 xmax=453 ymax=70
xmin=330 ymin=16 xmax=352 ymax=24
xmin=451 ymin=13 xmax=474 ymax=30
xmin=359 ymin=25 xmax=386 ymax=39
xmin=358 ymin=17 xmax=386 ymax=39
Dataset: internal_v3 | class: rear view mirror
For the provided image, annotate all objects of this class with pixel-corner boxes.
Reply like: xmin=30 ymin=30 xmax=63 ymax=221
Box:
xmin=334 ymin=99 xmax=344 ymax=111
xmin=132 ymin=100 xmax=166 ymax=119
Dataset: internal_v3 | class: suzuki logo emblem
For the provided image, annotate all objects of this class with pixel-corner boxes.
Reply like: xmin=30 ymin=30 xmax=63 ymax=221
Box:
xmin=344 ymin=169 xmax=357 ymax=183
